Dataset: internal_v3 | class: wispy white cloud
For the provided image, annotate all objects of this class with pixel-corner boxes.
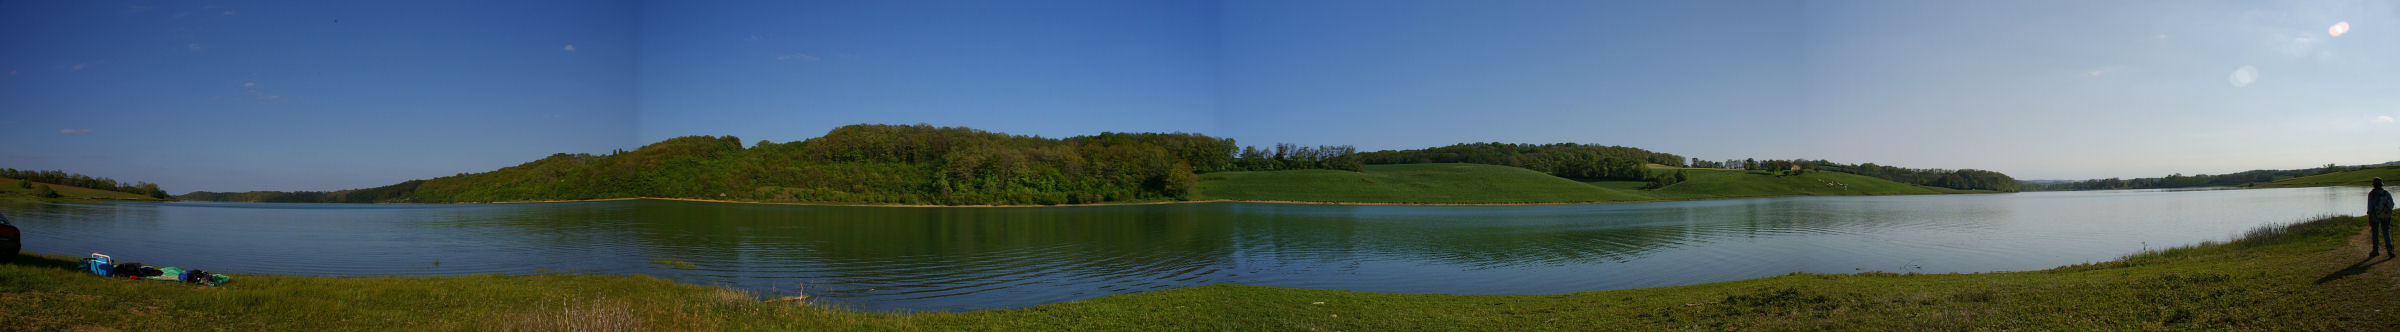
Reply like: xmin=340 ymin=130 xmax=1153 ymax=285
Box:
xmin=2084 ymin=65 xmax=2125 ymax=77
xmin=70 ymin=63 xmax=86 ymax=71
xmin=188 ymin=43 xmax=203 ymax=51
xmin=2228 ymin=66 xmax=2257 ymax=87
xmin=222 ymin=10 xmax=236 ymax=16
xmin=748 ymin=35 xmax=762 ymax=41
xmin=776 ymin=53 xmax=819 ymax=61
xmin=2281 ymin=36 xmax=2317 ymax=57
xmin=241 ymin=81 xmax=280 ymax=100
xmin=58 ymin=129 xmax=92 ymax=135
xmin=2235 ymin=9 xmax=2339 ymax=60
xmin=563 ymin=44 xmax=577 ymax=52
xmin=2378 ymin=115 xmax=2394 ymax=124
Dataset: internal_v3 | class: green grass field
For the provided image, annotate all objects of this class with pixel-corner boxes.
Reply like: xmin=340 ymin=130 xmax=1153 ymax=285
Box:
xmin=2252 ymin=166 xmax=2400 ymax=188
xmin=1195 ymin=163 xmax=1976 ymax=204
xmin=0 ymin=178 xmax=166 ymax=204
xmin=5 ymin=214 xmax=2393 ymax=330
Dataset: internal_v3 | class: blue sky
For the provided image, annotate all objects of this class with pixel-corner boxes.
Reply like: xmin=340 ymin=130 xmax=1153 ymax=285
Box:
xmin=1 ymin=0 xmax=639 ymax=192
xmin=4 ymin=1 xmax=2397 ymax=193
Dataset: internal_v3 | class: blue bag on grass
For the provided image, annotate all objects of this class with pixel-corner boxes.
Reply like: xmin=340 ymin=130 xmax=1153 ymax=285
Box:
xmin=83 ymin=253 xmax=114 ymax=276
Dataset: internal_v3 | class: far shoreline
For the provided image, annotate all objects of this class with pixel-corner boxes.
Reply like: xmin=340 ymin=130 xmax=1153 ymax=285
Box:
xmin=163 ymin=190 xmax=2015 ymax=208
xmin=161 ymin=185 xmax=2388 ymax=209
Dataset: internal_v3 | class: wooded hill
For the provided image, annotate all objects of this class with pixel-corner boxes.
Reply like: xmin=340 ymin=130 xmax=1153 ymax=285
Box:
xmin=182 ymin=124 xmax=1238 ymax=205
xmin=181 ymin=124 xmax=2023 ymax=205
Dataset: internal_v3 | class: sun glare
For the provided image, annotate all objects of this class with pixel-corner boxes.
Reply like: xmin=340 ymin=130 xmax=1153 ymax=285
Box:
xmin=2330 ymin=21 xmax=2350 ymax=37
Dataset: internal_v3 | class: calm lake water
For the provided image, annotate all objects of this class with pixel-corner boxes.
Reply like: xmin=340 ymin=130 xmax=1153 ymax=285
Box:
xmin=2 ymin=187 xmax=2367 ymax=311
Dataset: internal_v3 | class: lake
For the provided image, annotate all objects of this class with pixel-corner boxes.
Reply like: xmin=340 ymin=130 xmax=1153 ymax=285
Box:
xmin=1 ymin=187 xmax=2366 ymax=311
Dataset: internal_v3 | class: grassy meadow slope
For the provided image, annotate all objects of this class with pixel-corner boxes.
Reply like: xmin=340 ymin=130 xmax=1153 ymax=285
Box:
xmin=4 ymin=214 xmax=2391 ymax=330
xmin=2251 ymin=165 xmax=2400 ymax=188
xmin=0 ymin=178 xmax=168 ymax=203
xmin=1196 ymin=163 xmax=1975 ymax=204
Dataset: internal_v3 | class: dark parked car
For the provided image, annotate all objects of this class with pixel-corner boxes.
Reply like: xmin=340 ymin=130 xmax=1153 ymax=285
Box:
xmin=1 ymin=213 xmax=16 ymax=263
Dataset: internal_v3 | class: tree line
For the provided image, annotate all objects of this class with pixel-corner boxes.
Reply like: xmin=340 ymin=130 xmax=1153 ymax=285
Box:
xmin=2016 ymin=163 xmax=2369 ymax=191
xmin=178 ymin=180 xmax=423 ymax=203
xmin=0 ymin=168 xmax=169 ymax=199
xmin=1231 ymin=143 xmax=1363 ymax=172
xmin=1755 ymin=160 xmax=2018 ymax=192
xmin=181 ymin=124 xmax=1242 ymax=205
xmin=1356 ymin=143 xmax=1686 ymax=181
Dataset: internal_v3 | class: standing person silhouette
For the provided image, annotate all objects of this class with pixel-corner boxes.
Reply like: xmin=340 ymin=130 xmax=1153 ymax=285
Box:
xmin=2371 ymin=178 xmax=2394 ymax=257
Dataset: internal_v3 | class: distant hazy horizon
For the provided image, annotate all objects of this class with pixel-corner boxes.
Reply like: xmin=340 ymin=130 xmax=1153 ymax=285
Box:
xmin=6 ymin=1 xmax=2397 ymax=193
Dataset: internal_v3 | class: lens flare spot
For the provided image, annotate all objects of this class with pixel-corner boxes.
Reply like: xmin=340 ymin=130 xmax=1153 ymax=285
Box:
xmin=2228 ymin=66 xmax=2257 ymax=87
xmin=2330 ymin=21 xmax=2350 ymax=37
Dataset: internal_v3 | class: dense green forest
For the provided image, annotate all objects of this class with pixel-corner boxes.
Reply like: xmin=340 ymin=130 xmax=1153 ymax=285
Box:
xmin=183 ymin=124 xmax=1239 ymax=205
xmin=2017 ymin=163 xmax=2374 ymax=191
xmin=0 ymin=169 xmax=169 ymax=199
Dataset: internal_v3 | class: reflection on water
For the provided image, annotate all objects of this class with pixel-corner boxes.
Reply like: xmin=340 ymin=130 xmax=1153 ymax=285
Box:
xmin=0 ymin=187 xmax=2364 ymax=311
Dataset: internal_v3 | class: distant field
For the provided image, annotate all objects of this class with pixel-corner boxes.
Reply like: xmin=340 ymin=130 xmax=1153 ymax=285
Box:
xmin=0 ymin=178 xmax=162 ymax=203
xmin=2251 ymin=166 xmax=2400 ymax=188
xmin=1586 ymin=166 xmax=1972 ymax=200
xmin=1194 ymin=163 xmax=1653 ymax=204
xmin=1196 ymin=163 xmax=1976 ymax=204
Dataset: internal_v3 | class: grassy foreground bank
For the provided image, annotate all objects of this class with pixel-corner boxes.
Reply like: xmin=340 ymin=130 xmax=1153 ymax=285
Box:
xmin=6 ymin=215 xmax=2397 ymax=330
